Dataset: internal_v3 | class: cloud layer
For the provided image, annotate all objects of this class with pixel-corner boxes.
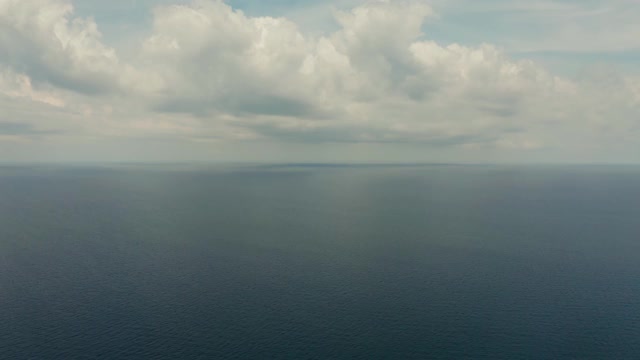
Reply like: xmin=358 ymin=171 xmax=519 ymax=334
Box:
xmin=0 ymin=0 xmax=638 ymax=162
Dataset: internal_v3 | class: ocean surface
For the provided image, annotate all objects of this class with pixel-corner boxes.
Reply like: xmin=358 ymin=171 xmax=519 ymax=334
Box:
xmin=1 ymin=164 xmax=639 ymax=359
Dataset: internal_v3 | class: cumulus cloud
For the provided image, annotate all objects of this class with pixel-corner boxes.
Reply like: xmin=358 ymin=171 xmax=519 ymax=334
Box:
xmin=134 ymin=0 xmax=561 ymax=146
xmin=0 ymin=0 xmax=638 ymax=162
xmin=0 ymin=0 xmax=128 ymax=93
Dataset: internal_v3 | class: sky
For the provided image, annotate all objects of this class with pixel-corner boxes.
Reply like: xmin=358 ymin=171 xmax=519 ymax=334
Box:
xmin=0 ymin=0 xmax=639 ymax=163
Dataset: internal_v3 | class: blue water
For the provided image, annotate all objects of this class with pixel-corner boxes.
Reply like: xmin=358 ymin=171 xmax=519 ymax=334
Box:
xmin=1 ymin=164 xmax=639 ymax=359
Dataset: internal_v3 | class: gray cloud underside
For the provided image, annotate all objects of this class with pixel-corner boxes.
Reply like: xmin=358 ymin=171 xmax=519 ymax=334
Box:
xmin=0 ymin=122 xmax=58 ymax=135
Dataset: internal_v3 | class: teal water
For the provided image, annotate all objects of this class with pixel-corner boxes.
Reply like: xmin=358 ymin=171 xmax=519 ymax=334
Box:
xmin=1 ymin=164 xmax=639 ymax=359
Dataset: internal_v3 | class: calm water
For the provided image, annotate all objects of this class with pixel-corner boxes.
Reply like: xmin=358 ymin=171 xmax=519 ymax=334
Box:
xmin=1 ymin=164 xmax=639 ymax=359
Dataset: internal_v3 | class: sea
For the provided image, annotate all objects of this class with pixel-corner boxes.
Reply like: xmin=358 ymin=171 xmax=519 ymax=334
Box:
xmin=0 ymin=164 xmax=639 ymax=359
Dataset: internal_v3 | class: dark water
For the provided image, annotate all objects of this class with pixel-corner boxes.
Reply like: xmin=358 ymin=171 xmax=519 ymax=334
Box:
xmin=1 ymin=164 xmax=639 ymax=359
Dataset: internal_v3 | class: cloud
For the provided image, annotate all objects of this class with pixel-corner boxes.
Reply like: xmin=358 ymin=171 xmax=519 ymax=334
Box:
xmin=0 ymin=0 xmax=638 ymax=162
xmin=432 ymin=0 xmax=640 ymax=54
xmin=0 ymin=121 xmax=59 ymax=135
xmin=0 ymin=0 xmax=139 ymax=94
xmin=134 ymin=0 xmax=560 ymax=147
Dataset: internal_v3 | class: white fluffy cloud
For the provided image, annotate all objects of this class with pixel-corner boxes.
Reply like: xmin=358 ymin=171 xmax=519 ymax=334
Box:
xmin=0 ymin=0 xmax=639 ymax=162
xmin=0 ymin=0 xmax=128 ymax=93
